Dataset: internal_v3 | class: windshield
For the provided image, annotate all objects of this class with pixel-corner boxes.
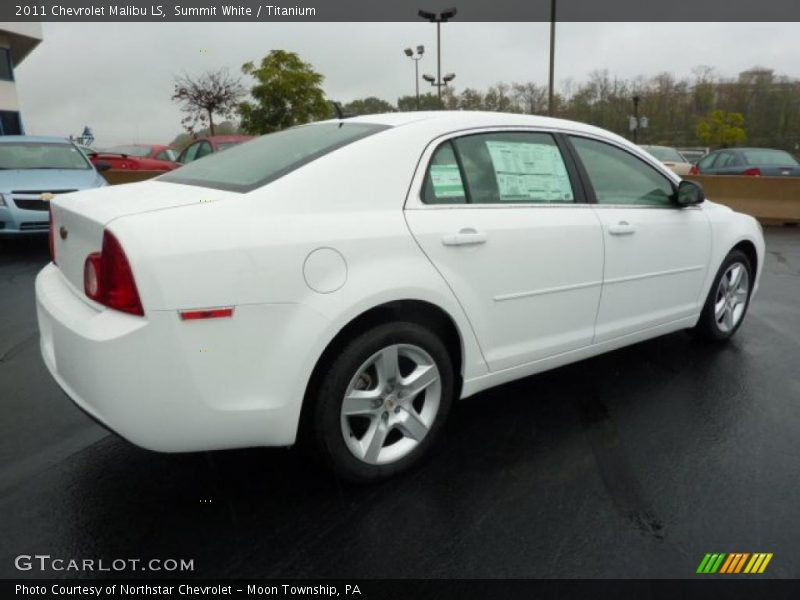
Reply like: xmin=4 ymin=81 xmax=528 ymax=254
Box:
xmin=743 ymin=149 xmax=798 ymax=165
xmin=105 ymin=145 xmax=152 ymax=157
xmin=642 ymin=146 xmax=685 ymax=162
xmin=0 ymin=142 xmax=92 ymax=170
xmin=161 ymin=122 xmax=390 ymax=192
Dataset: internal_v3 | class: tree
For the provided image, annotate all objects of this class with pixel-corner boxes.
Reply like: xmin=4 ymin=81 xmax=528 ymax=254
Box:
xmin=512 ymin=82 xmax=548 ymax=114
xmin=171 ymin=69 xmax=245 ymax=136
xmin=696 ymin=110 xmax=747 ymax=148
xmin=397 ymin=93 xmax=442 ymax=111
xmin=238 ymin=50 xmax=330 ymax=134
xmin=342 ymin=97 xmax=395 ymax=115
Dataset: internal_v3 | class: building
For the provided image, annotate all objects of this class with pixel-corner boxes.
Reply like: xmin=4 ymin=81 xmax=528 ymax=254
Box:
xmin=0 ymin=23 xmax=42 ymax=135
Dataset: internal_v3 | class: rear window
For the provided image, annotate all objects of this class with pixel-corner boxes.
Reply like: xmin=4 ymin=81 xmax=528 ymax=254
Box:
xmin=743 ymin=149 xmax=798 ymax=166
xmin=160 ymin=122 xmax=390 ymax=192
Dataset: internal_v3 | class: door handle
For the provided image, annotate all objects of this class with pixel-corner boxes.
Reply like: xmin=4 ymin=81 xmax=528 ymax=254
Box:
xmin=442 ymin=228 xmax=487 ymax=246
xmin=608 ymin=221 xmax=636 ymax=236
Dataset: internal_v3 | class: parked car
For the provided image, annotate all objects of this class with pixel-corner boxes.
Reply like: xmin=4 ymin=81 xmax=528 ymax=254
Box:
xmin=677 ymin=147 xmax=708 ymax=165
xmin=0 ymin=136 xmax=107 ymax=236
xmin=691 ymin=147 xmax=800 ymax=176
xmin=38 ymin=112 xmax=764 ymax=481
xmin=639 ymin=145 xmax=693 ymax=176
xmin=89 ymin=144 xmax=180 ymax=171
xmin=175 ymin=135 xmax=253 ymax=165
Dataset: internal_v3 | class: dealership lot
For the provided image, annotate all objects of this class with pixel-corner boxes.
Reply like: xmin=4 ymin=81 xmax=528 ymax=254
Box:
xmin=0 ymin=228 xmax=798 ymax=578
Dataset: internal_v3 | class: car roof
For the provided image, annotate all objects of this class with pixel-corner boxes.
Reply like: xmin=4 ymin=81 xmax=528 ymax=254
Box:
xmin=320 ymin=110 xmax=631 ymax=145
xmin=0 ymin=135 xmax=73 ymax=144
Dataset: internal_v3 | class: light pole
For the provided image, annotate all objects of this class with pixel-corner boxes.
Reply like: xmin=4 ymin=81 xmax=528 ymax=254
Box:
xmin=422 ymin=72 xmax=456 ymax=103
xmin=633 ymin=95 xmax=641 ymax=143
xmin=404 ymin=45 xmax=425 ymax=110
xmin=548 ymin=0 xmax=556 ymax=115
xmin=418 ymin=7 xmax=457 ymax=108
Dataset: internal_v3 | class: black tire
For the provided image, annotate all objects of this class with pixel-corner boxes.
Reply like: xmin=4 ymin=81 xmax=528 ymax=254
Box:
xmin=305 ymin=321 xmax=455 ymax=483
xmin=691 ymin=249 xmax=753 ymax=342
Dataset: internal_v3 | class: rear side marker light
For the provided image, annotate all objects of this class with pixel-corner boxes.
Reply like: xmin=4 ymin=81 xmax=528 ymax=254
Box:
xmin=180 ymin=308 xmax=234 ymax=321
xmin=689 ymin=165 xmax=699 ymax=176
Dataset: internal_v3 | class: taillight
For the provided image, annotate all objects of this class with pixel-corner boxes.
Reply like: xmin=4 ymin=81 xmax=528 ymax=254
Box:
xmin=83 ymin=230 xmax=144 ymax=316
xmin=743 ymin=167 xmax=762 ymax=176
xmin=49 ymin=206 xmax=56 ymax=264
xmin=689 ymin=165 xmax=699 ymax=176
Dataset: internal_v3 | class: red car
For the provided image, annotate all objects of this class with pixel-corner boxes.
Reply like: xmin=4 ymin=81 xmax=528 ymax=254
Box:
xmin=175 ymin=135 xmax=254 ymax=164
xmin=89 ymin=144 xmax=180 ymax=171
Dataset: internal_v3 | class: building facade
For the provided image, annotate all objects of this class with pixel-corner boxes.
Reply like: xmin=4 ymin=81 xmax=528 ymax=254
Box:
xmin=0 ymin=23 xmax=42 ymax=135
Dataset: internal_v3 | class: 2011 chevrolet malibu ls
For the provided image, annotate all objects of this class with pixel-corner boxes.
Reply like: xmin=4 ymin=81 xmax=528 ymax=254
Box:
xmin=36 ymin=112 xmax=765 ymax=481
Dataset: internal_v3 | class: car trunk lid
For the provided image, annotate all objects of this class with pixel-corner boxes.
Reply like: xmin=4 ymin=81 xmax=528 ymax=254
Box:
xmin=50 ymin=180 xmax=236 ymax=296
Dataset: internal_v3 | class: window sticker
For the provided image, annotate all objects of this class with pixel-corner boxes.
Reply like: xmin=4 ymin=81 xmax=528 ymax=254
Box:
xmin=430 ymin=164 xmax=465 ymax=198
xmin=485 ymin=141 xmax=573 ymax=201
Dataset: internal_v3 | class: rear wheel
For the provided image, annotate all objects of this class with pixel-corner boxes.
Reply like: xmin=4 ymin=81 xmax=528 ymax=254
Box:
xmin=308 ymin=322 xmax=455 ymax=482
xmin=692 ymin=249 xmax=753 ymax=341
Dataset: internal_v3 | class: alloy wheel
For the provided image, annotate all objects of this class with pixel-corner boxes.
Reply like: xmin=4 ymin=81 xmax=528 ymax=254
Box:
xmin=340 ymin=343 xmax=442 ymax=465
xmin=714 ymin=262 xmax=750 ymax=333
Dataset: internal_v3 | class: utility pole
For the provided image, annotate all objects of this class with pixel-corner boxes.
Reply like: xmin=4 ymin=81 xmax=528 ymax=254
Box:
xmin=548 ymin=0 xmax=556 ymax=115
xmin=418 ymin=8 xmax=457 ymax=109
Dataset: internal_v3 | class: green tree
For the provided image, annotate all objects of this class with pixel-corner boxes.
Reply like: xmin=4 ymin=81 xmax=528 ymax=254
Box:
xmin=238 ymin=50 xmax=330 ymax=134
xmin=397 ymin=93 xmax=442 ymax=111
xmin=342 ymin=96 xmax=395 ymax=115
xmin=696 ymin=110 xmax=747 ymax=148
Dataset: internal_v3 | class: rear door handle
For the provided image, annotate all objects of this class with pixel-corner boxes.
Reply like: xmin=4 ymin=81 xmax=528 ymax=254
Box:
xmin=442 ymin=228 xmax=487 ymax=246
xmin=608 ymin=221 xmax=636 ymax=236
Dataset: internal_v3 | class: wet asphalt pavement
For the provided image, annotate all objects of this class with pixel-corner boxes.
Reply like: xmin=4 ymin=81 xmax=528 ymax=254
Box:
xmin=0 ymin=228 xmax=798 ymax=579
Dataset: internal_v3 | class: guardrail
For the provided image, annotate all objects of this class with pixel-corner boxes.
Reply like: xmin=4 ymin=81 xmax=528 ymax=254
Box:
xmin=685 ymin=175 xmax=800 ymax=225
xmin=102 ymin=169 xmax=165 ymax=186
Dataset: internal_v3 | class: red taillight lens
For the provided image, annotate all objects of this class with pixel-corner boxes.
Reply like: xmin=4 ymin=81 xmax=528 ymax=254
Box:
xmin=49 ymin=206 xmax=56 ymax=264
xmin=689 ymin=165 xmax=699 ymax=176
xmin=83 ymin=230 xmax=144 ymax=316
xmin=743 ymin=167 xmax=762 ymax=176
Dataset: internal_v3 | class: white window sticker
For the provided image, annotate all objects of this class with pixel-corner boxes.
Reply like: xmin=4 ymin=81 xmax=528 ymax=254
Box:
xmin=430 ymin=164 xmax=465 ymax=198
xmin=485 ymin=141 xmax=573 ymax=202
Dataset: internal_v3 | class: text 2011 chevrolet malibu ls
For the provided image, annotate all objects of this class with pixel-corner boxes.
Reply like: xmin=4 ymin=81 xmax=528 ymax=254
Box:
xmin=36 ymin=112 xmax=765 ymax=481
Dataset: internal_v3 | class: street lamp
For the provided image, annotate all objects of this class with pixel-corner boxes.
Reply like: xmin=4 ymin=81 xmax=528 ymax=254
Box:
xmin=548 ymin=0 xmax=556 ymax=115
xmin=404 ymin=45 xmax=425 ymax=110
xmin=422 ymin=72 xmax=456 ymax=100
xmin=418 ymin=7 xmax=457 ymax=108
xmin=629 ymin=95 xmax=648 ymax=143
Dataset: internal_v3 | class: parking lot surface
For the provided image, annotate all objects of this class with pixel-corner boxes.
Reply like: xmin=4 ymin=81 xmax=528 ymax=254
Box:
xmin=1 ymin=228 xmax=798 ymax=579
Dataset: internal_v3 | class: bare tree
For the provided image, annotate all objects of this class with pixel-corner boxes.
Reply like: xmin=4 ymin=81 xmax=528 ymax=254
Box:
xmin=172 ymin=69 xmax=245 ymax=136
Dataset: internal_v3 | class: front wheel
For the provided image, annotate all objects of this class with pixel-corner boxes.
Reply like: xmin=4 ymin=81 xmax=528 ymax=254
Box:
xmin=692 ymin=249 xmax=753 ymax=341
xmin=307 ymin=322 xmax=455 ymax=482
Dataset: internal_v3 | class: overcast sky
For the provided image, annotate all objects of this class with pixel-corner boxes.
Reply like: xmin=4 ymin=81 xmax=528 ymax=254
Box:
xmin=14 ymin=22 xmax=800 ymax=146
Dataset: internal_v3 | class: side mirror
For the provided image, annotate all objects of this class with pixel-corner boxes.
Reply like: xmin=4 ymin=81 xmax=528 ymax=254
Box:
xmin=675 ymin=180 xmax=705 ymax=206
xmin=94 ymin=160 xmax=112 ymax=173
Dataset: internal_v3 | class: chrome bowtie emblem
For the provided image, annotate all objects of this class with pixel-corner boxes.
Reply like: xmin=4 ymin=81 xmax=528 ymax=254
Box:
xmin=41 ymin=192 xmax=55 ymax=202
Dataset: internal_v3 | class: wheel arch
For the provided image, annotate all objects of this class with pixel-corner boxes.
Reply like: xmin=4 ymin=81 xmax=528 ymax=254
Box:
xmin=731 ymin=238 xmax=759 ymax=280
xmin=298 ymin=299 xmax=465 ymax=441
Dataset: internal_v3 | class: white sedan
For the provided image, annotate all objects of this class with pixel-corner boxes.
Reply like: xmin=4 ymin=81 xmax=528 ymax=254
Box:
xmin=36 ymin=112 xmax=764 ymax=481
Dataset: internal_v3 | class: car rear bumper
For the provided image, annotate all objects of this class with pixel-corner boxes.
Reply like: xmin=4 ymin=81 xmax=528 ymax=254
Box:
xmin=35 ymin=262 xmax=329 ymax=452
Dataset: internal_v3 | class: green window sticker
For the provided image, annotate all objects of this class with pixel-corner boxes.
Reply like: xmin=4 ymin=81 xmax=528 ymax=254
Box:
xmin=430 ymin=164 xmax=465 ymax=198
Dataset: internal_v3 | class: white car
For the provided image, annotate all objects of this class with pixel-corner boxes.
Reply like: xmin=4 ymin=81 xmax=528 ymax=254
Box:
xmin=36 ymin=112 xmax=764 ymax=481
